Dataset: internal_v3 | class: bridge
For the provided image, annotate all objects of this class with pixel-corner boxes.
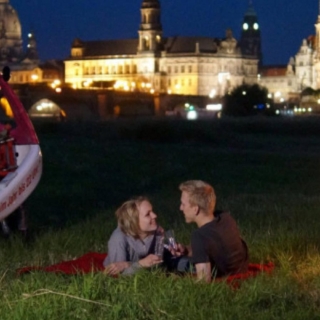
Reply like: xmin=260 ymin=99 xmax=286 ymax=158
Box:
xmin=11 ymin=84 xmax=215 ymax=121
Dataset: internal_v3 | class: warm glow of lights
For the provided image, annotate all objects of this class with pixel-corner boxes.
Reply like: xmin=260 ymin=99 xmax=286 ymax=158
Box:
xmin=187 ymin=110 xmax=198 ymax=120
xmin=55 ymin=88 xmax=62 ymax=93
xmin=218 ymin=72 xmax=230 ymax=84
xmin=167 ymin=89 xmax=172 ymax=94
xmin=83 ymin=81 xmax=92 ymax=88
xmin=51 ymin=79 xmax=62 ymax=89
xmin=242 ymin=91 xmax=246 ymax=95
xmin=31 ymin=74 xmax=38 ymax=81
xmin=150 ymin=89 xmax=155 ymax=94
xmin=209 ymin=89 xmax=216 ymax=98
xmin=275 ymin=91 xmax=281 ymax=98
xmin=206 ymin=104 xmax=222 ymax=111
xmin=267 ymin=93 xmax=272 ymax=98
xmin=0 ymin=97 xmax=13 ymax=118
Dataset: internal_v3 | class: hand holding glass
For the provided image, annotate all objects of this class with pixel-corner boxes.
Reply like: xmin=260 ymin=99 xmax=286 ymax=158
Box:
xmin=165 ymin=230 xmax=177 ymax=250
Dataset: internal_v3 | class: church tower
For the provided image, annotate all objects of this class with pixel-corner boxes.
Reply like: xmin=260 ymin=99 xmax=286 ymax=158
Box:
xmin=239 ymin=1 xmax=262 ymax=65
xmin=137 ymin=0 xmax=163 ymax=54
xmin=25 ymin=31 xmax=39 ymax=61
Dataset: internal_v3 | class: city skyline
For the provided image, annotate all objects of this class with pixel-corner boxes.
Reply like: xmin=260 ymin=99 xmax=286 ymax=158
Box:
xmin=11 ymin=0 xmax=318 ymax=66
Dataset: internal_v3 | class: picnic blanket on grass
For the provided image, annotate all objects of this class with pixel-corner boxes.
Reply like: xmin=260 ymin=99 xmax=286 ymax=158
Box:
xmin=17 ymin=252 xmax=274 ymax=284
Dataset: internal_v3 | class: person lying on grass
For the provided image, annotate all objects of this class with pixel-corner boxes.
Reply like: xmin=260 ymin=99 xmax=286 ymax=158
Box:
xmin=169 ymin=180 xmax=249 ymax=283
xmin=103 ymin=196 xmax=164 ymax=275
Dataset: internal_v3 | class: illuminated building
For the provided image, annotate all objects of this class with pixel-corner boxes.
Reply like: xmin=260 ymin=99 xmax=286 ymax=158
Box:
xmin=259 ymin=1 xmax=320 ymax=105
xmin=0 ymin=0 xmax=62 ymax=85
xmin=65 ymin=0 xmax=259 ymax=96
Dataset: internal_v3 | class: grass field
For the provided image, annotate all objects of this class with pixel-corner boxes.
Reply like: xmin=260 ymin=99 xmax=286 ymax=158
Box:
xmin=0 ymin=117 xmax=320 ymax=319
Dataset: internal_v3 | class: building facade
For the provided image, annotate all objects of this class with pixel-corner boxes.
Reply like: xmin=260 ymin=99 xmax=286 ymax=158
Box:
xmin=259 ymin=2 xmax=320 ymax=106
xmin=65 ymin=0 xmax=259 ymax=97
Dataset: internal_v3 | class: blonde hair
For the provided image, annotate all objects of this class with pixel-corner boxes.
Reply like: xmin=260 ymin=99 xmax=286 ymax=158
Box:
xmin=179 ymin=180 xmax=216 ymax=214
xmin=116 ymin=196 xmax=149 ymax=238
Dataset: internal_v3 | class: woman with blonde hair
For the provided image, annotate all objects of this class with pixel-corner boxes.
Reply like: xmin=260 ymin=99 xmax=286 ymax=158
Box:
xmin=103 ymin=196 xmax=163 ymax=275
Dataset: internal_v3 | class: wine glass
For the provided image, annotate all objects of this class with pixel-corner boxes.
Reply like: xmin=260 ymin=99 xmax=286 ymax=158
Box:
xmin=154 ymin=234 xmax=164 ymax=257
xmin=165 ymin=229 xmax=177 ymax=250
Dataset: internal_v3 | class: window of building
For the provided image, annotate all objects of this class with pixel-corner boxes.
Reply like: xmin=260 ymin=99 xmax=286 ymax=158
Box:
xmin=189 ymin=79 xmax=192 ymax=86
xmin=168 ymin=79 xmax=171 ymax=86
xmin=175 ymin=66 xmax=178 ymax=73
xmin=188 ymin=65 xmax=192 ymax=73
xmin=181 ymin=66 xmax=185 ymax=73
xmin=168 ymin=66 xmax=171 ymax=74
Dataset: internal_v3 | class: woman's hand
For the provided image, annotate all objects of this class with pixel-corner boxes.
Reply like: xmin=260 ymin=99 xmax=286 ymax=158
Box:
xmin=104 ymin=261 xmax=130 ymax=275
xmin=138 ymin=254 xmax=162 ymax=268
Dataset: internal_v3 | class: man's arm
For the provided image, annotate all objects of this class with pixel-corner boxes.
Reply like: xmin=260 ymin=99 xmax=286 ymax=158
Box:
xmin=195 ymin=262 xmax=212 ymax=283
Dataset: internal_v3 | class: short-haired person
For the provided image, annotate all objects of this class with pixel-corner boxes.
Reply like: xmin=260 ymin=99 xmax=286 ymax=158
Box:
xmin=103 ymin=197 xmax=163 ymax=275
xmin=174 ymin=180 xmax=248 ymax=282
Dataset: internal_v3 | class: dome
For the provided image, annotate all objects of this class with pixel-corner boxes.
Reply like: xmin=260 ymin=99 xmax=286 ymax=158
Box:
xmin=0 ymin=0 xmax=23 ymax=63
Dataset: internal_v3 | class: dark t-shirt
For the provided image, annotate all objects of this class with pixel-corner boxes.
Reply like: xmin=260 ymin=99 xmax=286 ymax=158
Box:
xmin=191 ymin=211 xmax=248 ymax=277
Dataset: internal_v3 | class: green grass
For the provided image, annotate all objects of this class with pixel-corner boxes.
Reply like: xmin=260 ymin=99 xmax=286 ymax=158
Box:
xmin=1 ymin=117 xmax=320 ymax=319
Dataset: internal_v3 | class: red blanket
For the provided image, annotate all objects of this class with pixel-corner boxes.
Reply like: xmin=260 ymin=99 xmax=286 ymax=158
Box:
xmin=17 ymin=252 xmax=274 ymax=285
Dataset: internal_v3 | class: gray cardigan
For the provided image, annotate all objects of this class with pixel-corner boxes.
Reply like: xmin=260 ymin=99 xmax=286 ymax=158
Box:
xmin=103 ymin=227 xmax=156 ymax=275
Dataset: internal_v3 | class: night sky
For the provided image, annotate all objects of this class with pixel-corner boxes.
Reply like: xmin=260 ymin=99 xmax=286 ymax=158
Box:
xmin=11 ymin=0 xmax=318 ymax=66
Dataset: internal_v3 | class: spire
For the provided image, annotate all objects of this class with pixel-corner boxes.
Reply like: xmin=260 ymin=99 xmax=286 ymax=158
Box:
xmin=25 ymin=30 xmax=39 ymax=61
xmin=240 ymin=1 xmax=262 ymax=65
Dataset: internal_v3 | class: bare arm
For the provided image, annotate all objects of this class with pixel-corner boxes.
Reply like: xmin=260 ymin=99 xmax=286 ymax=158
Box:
xmin=195 ymin=262 xmax=212 ymax=283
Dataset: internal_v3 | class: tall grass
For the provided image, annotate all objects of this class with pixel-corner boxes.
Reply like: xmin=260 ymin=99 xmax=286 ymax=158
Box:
xmin=0 ymin=117 xmax=320 ymax=318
